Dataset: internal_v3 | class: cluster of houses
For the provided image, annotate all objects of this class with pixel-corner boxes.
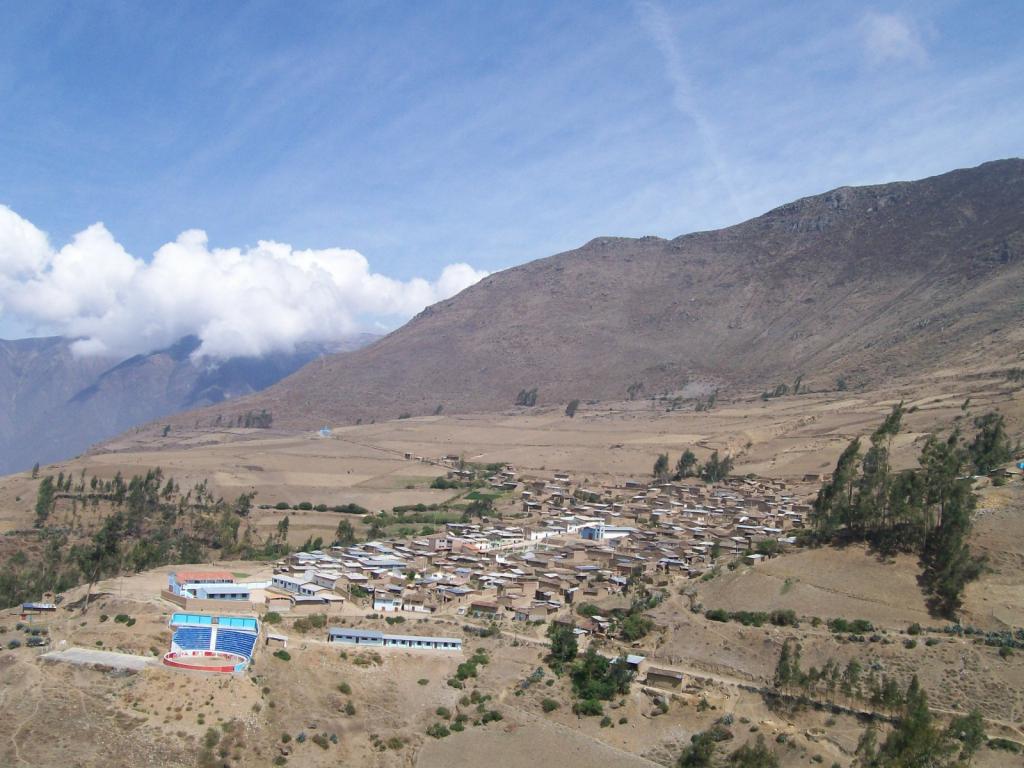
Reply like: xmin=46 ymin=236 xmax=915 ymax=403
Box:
xmin=247 ymin=466 xmax=811 ymax=630
xmin=160 ymin=459 xmax=811 ymax=640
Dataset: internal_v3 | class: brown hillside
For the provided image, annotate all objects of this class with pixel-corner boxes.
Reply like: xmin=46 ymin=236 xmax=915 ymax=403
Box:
xmin=183 ymin=159 xmax=1024 ymax=429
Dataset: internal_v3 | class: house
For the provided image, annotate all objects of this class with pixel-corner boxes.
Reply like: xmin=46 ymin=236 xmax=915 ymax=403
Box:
xmin=326 ymin=628 xmax=462 ymax=651
xmin=468 ymin=600 xmax=501 ymax=619
xmin=373 ymin=592 xmax=403 ymax=612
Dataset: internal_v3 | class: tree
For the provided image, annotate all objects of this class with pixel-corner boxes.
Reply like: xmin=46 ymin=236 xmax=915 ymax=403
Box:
xmin=678 ymin=730 xmax=716 ymax=767
xmin=31 ymin=462 xmax=39 ymax=479
xmin=546 ymin=622 xmax=578 ymax=669
xmin=334 ymin=519 xmax=356 ymax=547
xmin=700 ymin=451 xmax=733 ymax=483
xmin=920 ymin=479 xmax=984 ymax=618
xmin=968 ymin=412 xmax=1012 ymax=474
xmin=34 ymin=476 xmax=56 ymax=528
xmin=875 ymin=676 xmax=954 ymax=766
xmin=565 ymin=399 xmax=580 ymax=418
xmin=674 ymin=450 xmax=698 ymax=480
xmin=946 ymin=709 xmax=985 ymax=765
xmin=516 ymin=388 xmax=538 ymax=407
xmin=619 ymin=613 xmax=653 ymax=641
xmin=276 ymin=515 xmax=290 ymax=542
xmin=653 ymin=453 xmax=670 ymax=481
xmin=773 ymin=639 xmax=802 ymax=690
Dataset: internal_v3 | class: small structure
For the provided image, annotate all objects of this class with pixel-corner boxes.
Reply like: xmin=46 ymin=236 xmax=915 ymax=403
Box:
xmin=326 ymin=628 xmax=462 ymax=652
xmin=168 ymin=570 xmax=236 ymax=597
xmin=645 ymin=667 xmax=684 ymax=690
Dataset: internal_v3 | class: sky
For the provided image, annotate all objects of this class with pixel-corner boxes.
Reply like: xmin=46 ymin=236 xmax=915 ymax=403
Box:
xmin=0 ymin=0 xmax=1021 ymax=357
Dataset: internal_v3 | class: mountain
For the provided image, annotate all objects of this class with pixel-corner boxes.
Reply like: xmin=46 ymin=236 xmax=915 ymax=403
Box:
xmin=158 ymin=159 xmax=1024 ymax=430
xmin=0 ymin=333 xmax=378 ymax=474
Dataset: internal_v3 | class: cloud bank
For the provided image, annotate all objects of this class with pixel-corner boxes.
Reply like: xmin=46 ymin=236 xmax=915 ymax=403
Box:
xmin=0 ymin=205 xmax=488 ymax=359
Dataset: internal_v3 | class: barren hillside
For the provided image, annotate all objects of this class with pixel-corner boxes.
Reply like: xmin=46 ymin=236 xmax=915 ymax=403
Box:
xmin=179 ymin=159 xmax=1024 ymax=430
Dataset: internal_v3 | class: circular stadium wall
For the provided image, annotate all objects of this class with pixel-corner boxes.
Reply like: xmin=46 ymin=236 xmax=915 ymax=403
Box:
xmin=162 ymin=649 xmax=248 ymax=673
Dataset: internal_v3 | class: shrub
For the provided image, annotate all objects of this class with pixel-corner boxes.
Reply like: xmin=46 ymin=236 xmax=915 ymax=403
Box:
xmin=203 ymin=728 xmax=220 ymax=748
xmin=907 ymin=623 xmax=922 ymax=635
xmin=312 ymin=733 xmax=329 ymax=749
xmin=7 ymin=639 xmax=21 ymax=649
xmin=264 ymin=612 xmax=282 ymax=624
xmin=988 ymin=738 xmax=1022 ymax=753
xmin=417 ymin=678 xmax=429 ymax=686
xmin=426 ymin=723 xmax=450 ymax=739
xmin=280 ymin=733 xmax=291 ymax=743
xmin=705 ymin=608 xmax=729 ymax=622
xmin=436 ymin=707 xmax=451 ymax=719
xmin=481 ymin=710 xmax=502 ymax=724
xmin=297 ymin=502 xmax=313 ymax=510
xmin=770 ymin=609 xmax=799 ymax=627
xmin=600 ymin=716 xmax=612 ymax=727
xmin=273 ymin=650 xmax=291 ymax=661
xmin=338 ymin=681 xmax=352 ymax=695
xmin=99 ymin=614 xmax=109 ymax=622
xmin=904 ymin=639 xmax=918 ymax=649
xmin=114 ymin=614 xmax=131 ymax=624
xmin=344 ymin=701 xmax=356 ymax=716
xmin=541 ymin=698 xmax=559 ymax=713
xmin=274 ymin=502 xmax=289 ymax=510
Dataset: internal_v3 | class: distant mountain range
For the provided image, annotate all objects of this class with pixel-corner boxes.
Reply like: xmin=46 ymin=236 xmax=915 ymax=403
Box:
xmin=0 ymin=333 xmax=377 ymax=473
xmin=172 ymin=158 xmax=1024 ymax=429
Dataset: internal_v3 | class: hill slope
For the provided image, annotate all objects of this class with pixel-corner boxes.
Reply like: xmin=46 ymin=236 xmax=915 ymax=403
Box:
xmin=183 ymin=159 xmax=1024 ymax=428
xmin=0 ymin=333 xmax=377 ymax=473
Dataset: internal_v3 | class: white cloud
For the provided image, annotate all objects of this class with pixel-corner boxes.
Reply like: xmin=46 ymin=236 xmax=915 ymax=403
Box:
xmin=860 ymin=11 xmax=928 ymax=66
xmin=0 ymin=205 xmax=488 ymax=359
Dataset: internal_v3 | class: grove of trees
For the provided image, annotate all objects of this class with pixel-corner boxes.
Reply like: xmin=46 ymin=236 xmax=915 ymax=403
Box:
xmin=812 ymin=404 xmax=991 ymax=617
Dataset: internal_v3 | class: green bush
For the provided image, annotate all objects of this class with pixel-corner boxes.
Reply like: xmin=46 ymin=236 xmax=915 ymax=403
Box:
xmin=338 ymin=681 xmax=352 ymax=695
xmin=436 ymin=706 xmax=451 ymax=719
xmin=705 ymin=608 xmax=729 ymax=622
xmin=426 ymin=723 xmax=450 ymax=739
xmin=541 ymin=698 xmax=559 ymax=713
xmin=297 ymin=502 xmax=313 ymax=510
xmin=344 ymin=702 xmax=356 ymax=716
xmin=573 ymin=699 xmax=603 ymax=716
xmin=907 ymin=622 xmax=922 ymax=635
xmin=273 ymin=650 xmax=291 ymax=661
xmin=264 ymin=611 xmax=281 ymax=624
xmin=417 ymin=678 xmax=429 ymax=686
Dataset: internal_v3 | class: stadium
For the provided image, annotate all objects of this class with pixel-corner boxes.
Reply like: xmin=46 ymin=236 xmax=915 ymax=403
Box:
xmin=163 ymin=613 xmax=260 ymax=673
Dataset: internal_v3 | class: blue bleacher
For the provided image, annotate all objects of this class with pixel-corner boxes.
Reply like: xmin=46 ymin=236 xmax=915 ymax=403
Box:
xmin=215 ymin=629 xmax=256 ymax=659
xmin=173 ymin=627 xmax=212 ymax=651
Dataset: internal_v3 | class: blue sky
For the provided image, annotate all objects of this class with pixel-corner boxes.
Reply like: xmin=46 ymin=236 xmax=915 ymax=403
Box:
xmin=0 ymin=0 xmax=1022 ymax=353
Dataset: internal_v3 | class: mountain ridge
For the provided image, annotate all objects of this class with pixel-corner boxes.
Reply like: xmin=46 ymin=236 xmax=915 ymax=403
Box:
xmin=137 ymin=158 xmax=1024 ymax=431
xmin=0 ymin=333 xmax=379 ymax=473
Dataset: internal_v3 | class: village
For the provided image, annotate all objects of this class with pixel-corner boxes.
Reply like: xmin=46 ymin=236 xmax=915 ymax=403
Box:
xmin=162 ymin=455 xmax=814 ymax=655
